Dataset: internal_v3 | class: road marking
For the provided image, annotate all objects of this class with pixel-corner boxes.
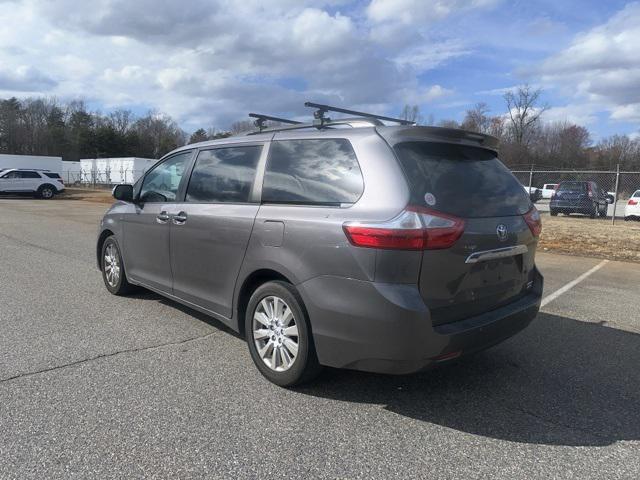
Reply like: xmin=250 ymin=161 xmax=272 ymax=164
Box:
xmin=541 ymin=259 xmax=609 ymax=308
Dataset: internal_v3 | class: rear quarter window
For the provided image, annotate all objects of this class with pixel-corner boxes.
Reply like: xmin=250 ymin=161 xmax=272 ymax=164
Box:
xmin=394 ymin=142 xmax=531 ymax=218
xmin=262 ymin=139 xmax=363 ymax=205
xmin=44 ymin=172 xmax=61 ymax=178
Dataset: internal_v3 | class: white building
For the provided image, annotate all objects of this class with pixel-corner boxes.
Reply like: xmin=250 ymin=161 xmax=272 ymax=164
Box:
xmin=0 ymin=154 xmax=63 ymax=174
xmin=78 ymin=157 xmax=156 ymax=184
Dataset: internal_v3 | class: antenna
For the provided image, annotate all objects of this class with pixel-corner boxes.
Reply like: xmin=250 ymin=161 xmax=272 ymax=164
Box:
xmin=249 ymin=113 xmax=302 ymax=132
xmin=304 ymin=102 xmax=415 ymax=126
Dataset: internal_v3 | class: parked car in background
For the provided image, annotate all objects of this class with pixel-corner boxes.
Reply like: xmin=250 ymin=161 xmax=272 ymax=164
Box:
xmin=96 ymin=107 xmax=543 ymax=387
xmin=625 ymin=190 xmax=640 ymax=220
xmin=541 ymin=183 xmax=558 ymax=199
xmin=550 ymin=181 xmax=612 ymax=218
xmin=523 ymin=185 xmax=542 ymax=203
xmin=0 ymin=168 xmax=65 ymax=199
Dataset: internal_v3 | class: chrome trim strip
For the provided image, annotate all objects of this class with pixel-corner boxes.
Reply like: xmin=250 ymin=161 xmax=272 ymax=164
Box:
xmin=465 ymin=245 xmax=528 ymax=264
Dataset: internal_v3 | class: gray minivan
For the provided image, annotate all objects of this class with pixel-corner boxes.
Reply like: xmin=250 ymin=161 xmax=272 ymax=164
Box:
xmin=97 ymin=107 xmax=543 ymax=386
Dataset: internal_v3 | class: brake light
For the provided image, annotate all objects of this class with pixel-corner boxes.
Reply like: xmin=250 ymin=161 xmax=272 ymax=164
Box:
xmin=587 ymin=183 xmax=593 ymax=198
xmin=523 ymin=206 xmax=542 ymax=237
xmin=343 ymin=206 xmax=465 ymax=250
xmin=57 ymin=179 xmax=64 ymax=185
xmin=629 ymin=199 xmax=638 ymax=206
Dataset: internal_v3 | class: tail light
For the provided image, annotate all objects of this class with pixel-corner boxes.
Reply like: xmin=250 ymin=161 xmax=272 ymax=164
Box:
xmin=343 ymin=206 xmax=465 ymax=250
xmin=57 ymin=179 xmax=64 ymax=185
xmin=523 ymin=206 xmax=542 ymax=237
xmin=629 ymin=199 xmax=638 ymax=206
xmin=587 ymin=183 xmax=593 ymax=198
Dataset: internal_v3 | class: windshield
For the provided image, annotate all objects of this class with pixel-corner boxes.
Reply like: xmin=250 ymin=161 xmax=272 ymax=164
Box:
xmin=394 ymin=142 xmax=531 ymax=218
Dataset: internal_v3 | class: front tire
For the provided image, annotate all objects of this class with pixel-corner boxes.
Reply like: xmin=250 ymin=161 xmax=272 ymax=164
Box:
xmin=101 ymin=236 xmax=134 ymax=295
xmin=245 ymin=281 xmax=321 ymax=387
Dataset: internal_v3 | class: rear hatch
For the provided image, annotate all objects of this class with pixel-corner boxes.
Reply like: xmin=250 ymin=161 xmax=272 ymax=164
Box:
xmin=552 ymin=182 xmax=588 ymax=207
xmin=394 ymin=142 xmax=539 ymax=326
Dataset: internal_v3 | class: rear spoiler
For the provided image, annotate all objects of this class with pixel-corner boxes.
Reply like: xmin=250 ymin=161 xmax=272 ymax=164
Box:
xmin=376 ymin=126 xmax=499 ymax=154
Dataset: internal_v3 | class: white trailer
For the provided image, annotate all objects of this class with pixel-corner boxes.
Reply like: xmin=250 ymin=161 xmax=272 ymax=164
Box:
xmin=0 ymin=154 xmax=63 ymax=174
xmin=79 ymin=157 xmax=156 ymax=184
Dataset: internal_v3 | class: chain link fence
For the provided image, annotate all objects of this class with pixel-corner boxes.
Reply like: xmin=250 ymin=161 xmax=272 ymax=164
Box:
xmin=511 ymin=166 xmax=640 ymax=223
xmin=63 ymin=169 xmax=148 ymax=188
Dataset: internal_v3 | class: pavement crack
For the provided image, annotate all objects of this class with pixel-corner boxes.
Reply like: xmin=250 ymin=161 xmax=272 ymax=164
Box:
xmin=0 ymin=330 xmax=218 ymax=384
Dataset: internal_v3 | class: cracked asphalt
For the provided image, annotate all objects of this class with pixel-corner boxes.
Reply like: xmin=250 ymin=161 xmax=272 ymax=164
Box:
xmin=1 ymin=199 xmax=639 ymax=479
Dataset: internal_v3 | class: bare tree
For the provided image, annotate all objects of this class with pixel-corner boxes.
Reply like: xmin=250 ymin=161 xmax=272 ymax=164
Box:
xmin=462 ymin=102 xmax=491 ymax=134
xmin=399 ymin=104 xmax=422 ymax=124
xmin=504 ymin=85 xmax=548 ymax=146
xmin=229 ymin=120 xmax=254 ymax=135
xmin=437 ymin=119 xmax=460 ymax=129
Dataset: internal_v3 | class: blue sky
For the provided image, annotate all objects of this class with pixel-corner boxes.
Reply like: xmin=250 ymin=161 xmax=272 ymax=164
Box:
xmin=0 ymin=0 xmax=638 ymax=140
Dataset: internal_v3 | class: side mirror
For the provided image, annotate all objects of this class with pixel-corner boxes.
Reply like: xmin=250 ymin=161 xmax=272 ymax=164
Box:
xmin=112 ymin=184 xmax=134 ymax=202
xmin=606 ymin=194 xmax=615 ymax=204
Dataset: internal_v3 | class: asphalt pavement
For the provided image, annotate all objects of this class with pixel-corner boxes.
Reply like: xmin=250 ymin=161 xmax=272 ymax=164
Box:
xmin=1 ymin=199 xmax=639 ymax=479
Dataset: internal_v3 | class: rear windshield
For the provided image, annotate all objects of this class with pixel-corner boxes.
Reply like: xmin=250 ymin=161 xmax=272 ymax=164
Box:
xmin=44 ymin=172 xmax=61 ymax=178
xmin=557 ymin=182 xmax=586 ymax=193
xmin=394 ymin=142 xmax=531 ymax=218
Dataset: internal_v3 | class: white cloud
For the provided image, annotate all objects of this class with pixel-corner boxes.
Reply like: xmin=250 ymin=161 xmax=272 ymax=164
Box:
xmin=533 ymin=3 xmax=640 ymax=126
xmin=366 ymin=0 xmax=499 ymax=26
xmin=0 ymin=0 xmax=479 ymax=129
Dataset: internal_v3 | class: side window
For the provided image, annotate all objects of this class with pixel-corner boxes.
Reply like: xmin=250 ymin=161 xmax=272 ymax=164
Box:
xmin=3 ymin=172 xmax=20 ymax=179
xmin=185 ymin=145 xmax=262 ymax=203
xmin=262 ymin=139 xmax=363 ymax=205
xmin=139 ymin=151 xmax=191 ymax=203
xmin=22 ymin=171 xmax=41 ymax=178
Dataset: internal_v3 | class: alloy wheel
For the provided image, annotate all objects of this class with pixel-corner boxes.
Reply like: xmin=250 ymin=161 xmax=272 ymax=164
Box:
xmin=252 ymin=296 xmax=299 ymax=372
xmin=103 ymin=243 xmax=121 ymax=287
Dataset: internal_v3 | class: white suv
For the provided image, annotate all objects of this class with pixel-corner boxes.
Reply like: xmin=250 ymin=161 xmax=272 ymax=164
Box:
xmin=0 ymin=169 xmax=65 ymax=199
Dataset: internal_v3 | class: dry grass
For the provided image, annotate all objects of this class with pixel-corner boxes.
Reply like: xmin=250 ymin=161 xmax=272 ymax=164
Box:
xmin=58 ymin=187 xmax=115 ymax=204
xmin=539 ymin=214 xmax=640 ymax=263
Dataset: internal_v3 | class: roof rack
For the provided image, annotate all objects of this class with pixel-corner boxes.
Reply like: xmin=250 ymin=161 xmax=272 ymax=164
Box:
xmin=245 ymin=101 xmax=415 ymax=135
xmin=248 ymin=113 xmax=302 ymax=132
xmin=304 ymin=102 xmax=415 ymax=126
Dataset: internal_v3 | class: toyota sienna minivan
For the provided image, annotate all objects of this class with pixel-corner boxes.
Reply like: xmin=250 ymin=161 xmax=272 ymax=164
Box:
xmin=97 ymin=106 xmax=543 ymax=386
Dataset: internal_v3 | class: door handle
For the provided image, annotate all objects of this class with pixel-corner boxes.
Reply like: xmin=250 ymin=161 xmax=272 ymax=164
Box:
xmin=173 ymin=211 xmax=187 ymax=225
xmin=156 ymin=211 xmax=170 ymax=224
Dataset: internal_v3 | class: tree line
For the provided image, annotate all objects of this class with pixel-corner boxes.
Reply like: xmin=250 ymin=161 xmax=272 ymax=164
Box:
xmin=0 ymin=97 xmax=187 ymax=160
xmin=401 ymin=85 xmax=640 ymax=171
xmin=1 ymin=88 xmax=639 ymax=170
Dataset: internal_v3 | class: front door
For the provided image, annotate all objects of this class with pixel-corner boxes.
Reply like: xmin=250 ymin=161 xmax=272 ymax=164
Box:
xmin=0 ymin=171 xmax=26 ymax=192
xmin=170 ymin=144 xmax=264 ymax=317
xmin=122 ymin=151 xmax=193 ymax=293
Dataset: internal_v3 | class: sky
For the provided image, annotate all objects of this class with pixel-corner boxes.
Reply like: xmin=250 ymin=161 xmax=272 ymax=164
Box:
xmin=0 ymin=0 xmax=638 ymax=139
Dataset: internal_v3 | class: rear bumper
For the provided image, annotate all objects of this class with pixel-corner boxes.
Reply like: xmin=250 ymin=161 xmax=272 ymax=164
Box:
xmin=298 ymin=269 xmax=542 ymax=374
xmin=550 ymin=200 xmax=593 ymax=212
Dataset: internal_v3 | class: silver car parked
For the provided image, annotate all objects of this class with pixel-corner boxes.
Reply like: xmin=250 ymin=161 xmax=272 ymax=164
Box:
xmin=97 ymin=104 xmax=543 ymax=386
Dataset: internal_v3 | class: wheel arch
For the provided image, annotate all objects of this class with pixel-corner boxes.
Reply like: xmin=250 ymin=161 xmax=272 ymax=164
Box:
xmin=96 ymin=229 xmax=114 ymax=269
xmin=235 ymin=268 xmax=295 ymax=337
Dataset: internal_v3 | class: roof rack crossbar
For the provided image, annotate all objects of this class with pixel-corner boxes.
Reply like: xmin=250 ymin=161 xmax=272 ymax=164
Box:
xmin=304 ymin=102 xmax=415 ymax=126
xmin=249 ymin=113 xmax=302 ymax=132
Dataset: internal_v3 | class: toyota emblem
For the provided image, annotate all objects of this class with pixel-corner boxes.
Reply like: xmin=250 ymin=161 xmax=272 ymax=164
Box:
xmin=496 ymin=224 xmax=508 ymax=241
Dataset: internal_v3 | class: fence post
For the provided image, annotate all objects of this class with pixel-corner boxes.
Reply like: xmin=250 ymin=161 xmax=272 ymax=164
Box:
xmin=528 ymin=164 xmax=534 ymax=194
xmin=611 ymin=163 xmax=620 ymax=225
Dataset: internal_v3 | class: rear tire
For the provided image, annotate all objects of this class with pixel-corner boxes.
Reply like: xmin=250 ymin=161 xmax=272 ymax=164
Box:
xmin=550 ymin=209 xmax=558 ymax=216
xmin=599 ymin=205 xmax=607 ymax=218
xmin=101 ymin=236 xmax=135 ymax=295
xmin=245 ymin=281 xmax=322 ymax=387
xmin=37 ymin=184 xmax=55 ymax=199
